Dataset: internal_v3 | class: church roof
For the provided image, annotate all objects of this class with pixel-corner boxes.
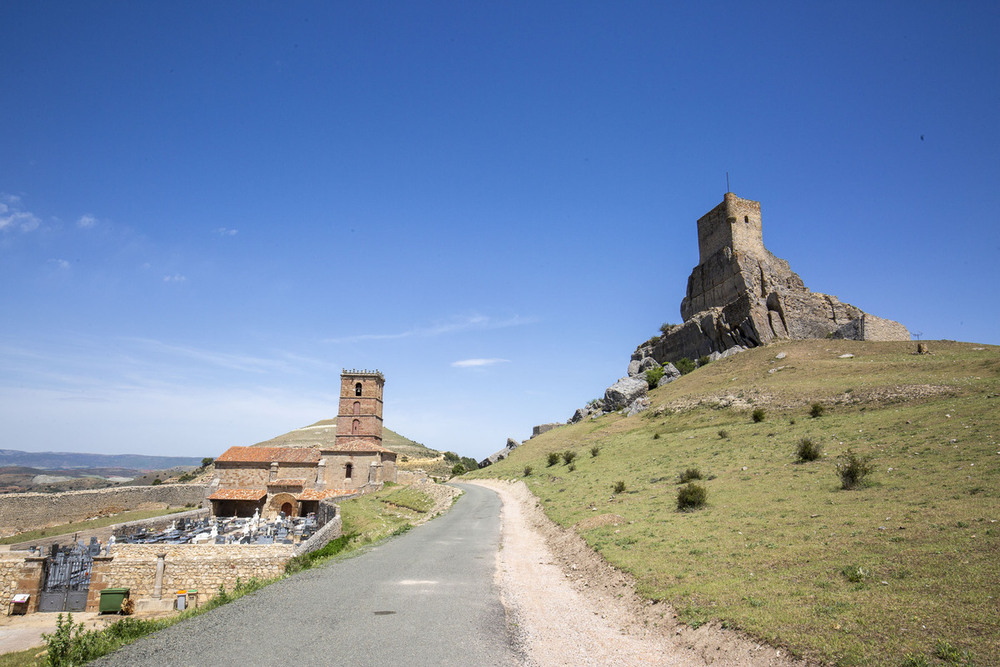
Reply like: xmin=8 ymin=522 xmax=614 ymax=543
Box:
xmin=216 ymin=446 xmax=321 ymax=464
xmin=207 ymin=488 xmax=268 ymax=501
xmin=296 ymin=488 xmax=356 ymax=501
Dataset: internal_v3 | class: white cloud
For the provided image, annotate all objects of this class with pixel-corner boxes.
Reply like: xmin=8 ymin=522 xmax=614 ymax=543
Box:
xmin=77 ymin=214 xmax=97 ymax=229
xmin=215 ymin=227 xmax=238 ymax=236
xmin=162 ymin=274 xmax=187 ymax=283
xmin=48 ymin=259 xmax=71 ymax=270
xmin=451 ymin=358 xmax=510 ymax=368
xmin=0 ymin=194 xmax=41 ymax=232
xmin=325 ymin=314 xmax=534 ymax=344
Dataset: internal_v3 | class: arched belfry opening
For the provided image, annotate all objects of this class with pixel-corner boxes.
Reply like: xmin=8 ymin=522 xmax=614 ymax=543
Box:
xmin=355 ymin=382 xmax=362 ymax=396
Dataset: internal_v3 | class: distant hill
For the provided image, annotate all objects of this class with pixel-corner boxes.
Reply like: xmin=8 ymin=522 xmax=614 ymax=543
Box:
xmin=0 ymin=449 xmax=204 ymax=471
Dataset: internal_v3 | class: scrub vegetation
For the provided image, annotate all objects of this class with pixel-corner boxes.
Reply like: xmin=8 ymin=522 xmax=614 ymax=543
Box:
xmin=467 ymin=339 xmax=1000 ymax=666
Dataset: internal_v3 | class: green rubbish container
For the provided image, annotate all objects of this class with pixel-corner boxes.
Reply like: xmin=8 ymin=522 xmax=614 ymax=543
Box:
xmin=99 ymin=588 xmax=130 ymax=613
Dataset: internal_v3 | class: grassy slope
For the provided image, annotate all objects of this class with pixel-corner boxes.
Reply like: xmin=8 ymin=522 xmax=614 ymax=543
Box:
xmin=467 ymin=340 xmax=1000 ymax=666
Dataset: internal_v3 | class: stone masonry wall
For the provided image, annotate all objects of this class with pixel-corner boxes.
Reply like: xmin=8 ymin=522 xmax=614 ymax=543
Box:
xmin=0 ymin=484 xmax=208 ymax=537
xmin=93 ymin=543 xmax=294 ymax=604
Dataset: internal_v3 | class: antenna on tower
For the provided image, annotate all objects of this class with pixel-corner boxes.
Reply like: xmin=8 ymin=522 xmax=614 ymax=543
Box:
xmin=726 ymin=172 xmax=730 ymax=194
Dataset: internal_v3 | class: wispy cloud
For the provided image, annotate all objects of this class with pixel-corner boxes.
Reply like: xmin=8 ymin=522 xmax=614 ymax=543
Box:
xmin=215 ymin=227 xmax=238 ymax=236
xmin=77 ymin=214 xmax=97 ymax=229
xmin=0 ymin=194 xmax=41 ymax=232
xmin=325 ymin=314 xmax=534 ymax=344
xmin=48 ymin=258 xmax=71 ymax=270
xmin=451 ymin=358 xmax=509 ymax=368
xmin=162 ymin=274 xmax=187 ymax=283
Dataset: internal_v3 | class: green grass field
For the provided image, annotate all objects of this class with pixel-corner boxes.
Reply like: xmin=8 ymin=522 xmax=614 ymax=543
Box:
xmin=468 ymin=340 xmax=999 ymax=666
xmin=0 ymin=507 xmax=192 ymax=545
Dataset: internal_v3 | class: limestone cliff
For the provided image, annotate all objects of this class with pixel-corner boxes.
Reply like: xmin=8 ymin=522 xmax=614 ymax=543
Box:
xmin=636 ymin=193 xmax=909 ymax=365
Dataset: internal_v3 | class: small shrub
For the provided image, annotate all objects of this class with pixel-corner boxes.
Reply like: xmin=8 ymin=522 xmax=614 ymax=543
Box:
xmin=451 ymin=463 xmax=465 ymax=475
xmin=836 ymin=449 xmax=874 ymax=489
xmin=151 ymin=478 xmax=162 ymax=485
xmin=590 ymin=446 xmax=600 ymax=457
xmin=567 ymin=463 xmax=576 ymax=472
xmin=933 ymin=639 xmax=971 ymax=664
xmin=523 ymin=465 xmax=533 ymax=477
xmin=200 ymin=457 xmax=214 ymax=468
xmin=562 ymin=451 xmax=577 ymax=465
xmin=675 ymin=358 xmax=696 ymax=375
xmin=840 ymin=564 xmax=869 ymax=583
xmin=677 ymin=483 xmax=707 ymax=511
xmin=645 ymin=366 xmax=665 ymax=389
xmin=809 ymin=402 xmax=825 ymax=418
xmin=697 ymin=355 xmax=711 ymax=367
xmin=653 ymin=432 xmax=660 ymax=440
xmin=796 ymin=437 xmax=822 ymax=462
xmin=612 ymin=480 xmax=626 ymax=494
xmin=659 ymin=322 xmax=677 ymax=336
xmin=900 ymin=655 xmax=930 ymax=667
xmin=717 ymin=429 xmax=729 ymax=439
xmin=547 ymin=452 xmax=560 ymax=467
xmin=177 ymin=472 xmax=196 ymax=483
xmin=678 ymin=468 xmax=702 ymax=483
xmin=442 ymin=451 xmax=460 ymax=462
xmin=751 ymin=408 xmax=766 ymax=423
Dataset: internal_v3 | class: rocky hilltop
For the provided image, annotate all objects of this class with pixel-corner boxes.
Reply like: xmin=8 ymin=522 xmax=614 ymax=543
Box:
xmin=569 ymin=192 xmax=909 ymax=423
xmin=635 ymin=192 xmax=909 ymax=366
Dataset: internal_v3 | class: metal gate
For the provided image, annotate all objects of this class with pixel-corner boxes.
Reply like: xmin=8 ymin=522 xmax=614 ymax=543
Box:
xmin=38 ymin=545 xmax=94 ymax=612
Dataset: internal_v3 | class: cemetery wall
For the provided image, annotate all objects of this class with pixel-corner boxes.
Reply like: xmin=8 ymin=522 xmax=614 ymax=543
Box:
xmin=0 ymin=484 xmax=208 ymax=536
xmin=95 ymin=543 xmax=294 ymax=602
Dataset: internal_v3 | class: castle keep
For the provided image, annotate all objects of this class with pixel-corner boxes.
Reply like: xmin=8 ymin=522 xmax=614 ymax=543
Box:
xmin=208 ymin=369 xmax=396 ymax=518
xmin=637 ymin=193 xmax=910 ymax=365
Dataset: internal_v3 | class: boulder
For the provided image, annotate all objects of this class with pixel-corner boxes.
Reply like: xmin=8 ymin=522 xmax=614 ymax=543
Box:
xmin=624 ymin=397 xmax=650 ymax=417
xmin=657 ymin=363 xmax=681 ymax=387
xmin=627 ymin=359 xmax=642 ymax=377
xmin=604 ymin=376 xmax=648 ymax=411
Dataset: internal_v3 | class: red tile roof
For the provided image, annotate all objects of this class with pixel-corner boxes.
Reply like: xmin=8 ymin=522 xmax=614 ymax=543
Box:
xmin=323 ymin=439 xmax=396 ymax=454
xmin=207 ymin=488 xmax=268 ymax=501
xmin=297 ymin=489 xmax=356 ymax=501
xmin=216 ymin=446 xmax=321 ymax=464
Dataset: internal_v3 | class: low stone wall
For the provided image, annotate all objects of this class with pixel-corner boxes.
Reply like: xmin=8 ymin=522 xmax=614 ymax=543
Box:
xmin=294 ymin=502 xmax=342 ymax=556
xmin=94 ymin=543 xmax=294 ymax=604
xmin=0 ymin=484 xmax=209 ymax=537
xmin=111 ymin=508 xmax=210 ymax=537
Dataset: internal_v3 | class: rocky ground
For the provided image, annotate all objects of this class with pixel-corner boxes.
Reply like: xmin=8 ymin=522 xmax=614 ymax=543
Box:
xmin=472 ymin=479 xmax=812 ymax=666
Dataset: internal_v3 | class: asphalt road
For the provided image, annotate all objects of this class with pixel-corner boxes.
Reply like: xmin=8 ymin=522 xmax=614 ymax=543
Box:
xmin=96 ymin=483 xmax=524 ymax=666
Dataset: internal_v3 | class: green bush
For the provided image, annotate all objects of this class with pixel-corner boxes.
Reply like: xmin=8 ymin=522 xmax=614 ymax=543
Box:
xmin=659 ymin=322 xmax=677 ymax=336
xmin=442 ymin=451 xmax=460 ymax=462
xmin=523 ymin=465 xmax=533 ymax=477
xmin=796 ymin=437 xmax=822 ymax=462
xmin=677 ymin=483 xmax=707 ymax=511
xmin=809 ymin=402 xmax=825 ymax=418
xmin=675 ymin=358 xmax=696 ymax=375
xmin=836 ymin=449 xmax=874 ymax=489
xmin=151 ymin=478 xmax=162 ymax=485
xmin=177 ymin=472 xmax=196 ymax=483
xmin=547 ymin=452 xmax=560 ymax=467
xmin=697 ymin=355 xmax=711 ymax=367
xmin=678 ymin=468 xmax=702 ymax=483
xmin=285 ymin=534 xmax=354 ymax=574
xmin=562 ymin=450 xmax=577 ymax=465
xmin=717 ymin=429 xmax=729 ymax=439
xmin=451 ymin=463 xmax=465 ymax=475
xmin=567 ymin=463 xmax=576 ymax=472
xmin=459 ymin=456 xmax=479 ymax=472
xmin=590 ymin=446 xmax=600 ymax=457
xmin=612 ymin=480 xmax=626 ymax=494
xmin=200 ymin=457 xmax=214 ymax=468
xmin=751 ymin=408 xmax=766 ymax=423
xmin=645 ymin=366 xmax=665 ymax=389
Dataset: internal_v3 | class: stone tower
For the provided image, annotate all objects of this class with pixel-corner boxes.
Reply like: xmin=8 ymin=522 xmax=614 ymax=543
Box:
xmin=334 ymin=369 xmax=384 ymax=450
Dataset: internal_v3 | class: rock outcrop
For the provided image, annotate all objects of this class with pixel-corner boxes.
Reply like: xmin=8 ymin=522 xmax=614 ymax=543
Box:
xmin=636 ymin=193 xmax=909 ymax=365
xmin=479 ymin=437 xmax=521 ymax=468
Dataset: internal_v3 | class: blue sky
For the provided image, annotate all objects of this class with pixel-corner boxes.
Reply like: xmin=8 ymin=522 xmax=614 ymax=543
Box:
xmin=2 ymin=2 xmax=998 ymax=460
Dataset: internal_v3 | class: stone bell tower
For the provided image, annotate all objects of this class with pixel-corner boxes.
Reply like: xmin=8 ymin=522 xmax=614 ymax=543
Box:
xmin=334 ymin=369 xmax=384 ymax=450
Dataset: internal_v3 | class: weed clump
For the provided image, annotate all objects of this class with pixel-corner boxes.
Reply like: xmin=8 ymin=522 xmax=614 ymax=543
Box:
xmin=697 ymin=355 xmax=711 ymax=367
xmin=836 ymin=449 xmax=874 ymax=489
xmin=676 ymin=358 xmax=696 ymax=375
xmin=523 ymin=465 xmax=533 ymax=477
xmin=653 ymin=432 xmax=661 ymax=440
xmin=547 ymin=452 xmax=559 ymax=467
xmin=645 ymin=366 xmax=665 ymax=389
xmin=677 ymin=483 xmax=707 ymax=511
xmin=717 ymin=429 xmax=729 ymax=439
xmin=562 ymin=450 xmax=577 ymax=465
xmin=567 ymin=463 xmax=576 ymax=472
xmin=590 ymin=446 xmax=600 ymax=457
xmin=796 ymin=437 xmax=822 ymax=462
xmin=809 ymin=402 xmax=826 ymax=418
xmin=678 ymin=468 xmax=702 ymax=483
xmin=612 ymin=480 xmax=626 ymax=494
xmin=751 ymin=408 xmax=766 ymax=423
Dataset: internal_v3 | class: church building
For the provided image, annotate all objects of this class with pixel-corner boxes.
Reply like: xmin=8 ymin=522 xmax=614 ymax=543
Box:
xmin=208 ymin=369 xmax=397 ymax=518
